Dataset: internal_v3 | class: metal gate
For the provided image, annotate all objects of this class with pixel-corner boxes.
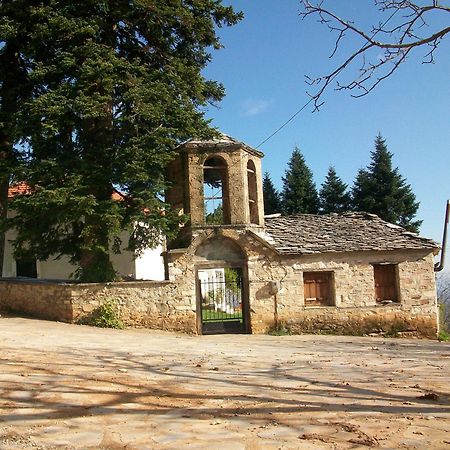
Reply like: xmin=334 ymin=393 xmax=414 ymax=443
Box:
xmin=198 ymin=268 xmax=246 ymax=334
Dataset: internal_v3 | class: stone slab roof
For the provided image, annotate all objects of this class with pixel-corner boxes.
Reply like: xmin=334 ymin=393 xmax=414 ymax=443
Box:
xmin=180 ymin=133 xmax=264 ymax=158
xmin=264 ymin=212 xmax=439 ymax=255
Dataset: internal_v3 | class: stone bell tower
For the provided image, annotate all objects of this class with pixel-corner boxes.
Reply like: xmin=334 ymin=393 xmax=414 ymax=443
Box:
xmin=166 ymin=134 xmax=265 ymax=247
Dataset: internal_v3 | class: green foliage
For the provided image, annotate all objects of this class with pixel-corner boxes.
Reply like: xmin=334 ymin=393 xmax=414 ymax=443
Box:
xmin=224 ymin=267 xmax=242 ymax=285
xmin=263 ymin=172 xmax=282 ymax=215
xmin=437 ymin=330 xmax=450 ymax=342
xmin=224 ymin=267 xmax=242 ymax=296
xmin=319 ymin=166 xmax=351 ymax=214
xmin=3 ymin=1 xmax=242 ymax=282
xmin=205 ymin=205 xmax=223 ymax=225
xmin=268 ymin=322 xmax=292 ymax=336
xmin=281 ymin=147 xmax=319 ymax=215
xmin=0 ymin=0 xmax=32 ymax=276
xmin=352 ymin=134 xmax=422 ymax=232
xmin=84 ymin=299 xmax=124 ymax=330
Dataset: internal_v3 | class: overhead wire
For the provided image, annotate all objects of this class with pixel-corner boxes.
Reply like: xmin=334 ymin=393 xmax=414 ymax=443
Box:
xmin=254 ymin=6 xmax=400 ymax=149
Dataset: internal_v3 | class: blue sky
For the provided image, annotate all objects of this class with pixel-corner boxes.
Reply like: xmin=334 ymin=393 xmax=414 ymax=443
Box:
xmin=202 ymin=0 xmax=450 ymax=247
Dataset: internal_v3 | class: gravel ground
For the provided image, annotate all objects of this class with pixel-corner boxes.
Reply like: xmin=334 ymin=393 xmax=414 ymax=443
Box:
xmin=0 ymin=316 xmax=449 ymax=449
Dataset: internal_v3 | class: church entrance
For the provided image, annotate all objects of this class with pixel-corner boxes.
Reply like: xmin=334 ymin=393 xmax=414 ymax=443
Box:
xmin=198 ymin=267 xmax=246 ymax=334
xmin=194 ymin=236 xmax=249 ymax=334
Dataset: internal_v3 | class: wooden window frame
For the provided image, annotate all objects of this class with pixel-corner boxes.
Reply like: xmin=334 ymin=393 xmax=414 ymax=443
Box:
xmin=373 ymin=264 xmax=399 ymax=303
xmin=303 ymin=271 xmax=334 ymax=307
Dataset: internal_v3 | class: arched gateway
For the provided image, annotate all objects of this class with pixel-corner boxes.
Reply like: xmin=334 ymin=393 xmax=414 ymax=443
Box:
xmin=195 ymin=237 xmax=249 ymax=334
xmin=165 ymin=134 xmax=265 ymax=334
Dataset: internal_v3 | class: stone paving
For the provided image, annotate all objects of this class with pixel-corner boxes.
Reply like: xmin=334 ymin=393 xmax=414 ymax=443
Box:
xmin=0 ymin=316 xmax=449 ymax=449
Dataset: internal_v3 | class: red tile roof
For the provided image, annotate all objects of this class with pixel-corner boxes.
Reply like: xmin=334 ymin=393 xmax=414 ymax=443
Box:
xmin=7 ymin=183 xmax=31 ymax=198
xmin=8 ymin=183 xmax=125 ymax=201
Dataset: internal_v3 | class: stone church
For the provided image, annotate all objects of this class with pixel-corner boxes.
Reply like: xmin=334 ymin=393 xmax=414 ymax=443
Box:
xmin=162 ymin=135 xmax=439 ymax=335
xmin=0 ymin=135 xmax=440 ymax=336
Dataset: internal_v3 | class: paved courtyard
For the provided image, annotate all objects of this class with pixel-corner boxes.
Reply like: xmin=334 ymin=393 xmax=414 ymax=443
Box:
xmin=0 ymin=316 xmax=449 ymax=449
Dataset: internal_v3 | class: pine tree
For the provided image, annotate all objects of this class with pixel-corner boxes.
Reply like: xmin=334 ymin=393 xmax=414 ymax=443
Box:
xmin=0 ymin=0 xmax=31 ymax=276
xmin=319 ymin=166 xmax=351 ymax=214
xmin=352 ymin=134 xmax=422 ymax=232
xmin=263 ymin=172 xmax=282 ymax=215
xmin=5 ymin=1 xmax=242 ymax=281
xmin=281 ymin=147 xmax=319 ymax=214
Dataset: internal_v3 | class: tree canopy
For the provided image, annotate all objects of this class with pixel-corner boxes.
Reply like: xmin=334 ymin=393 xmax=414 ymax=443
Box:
xmin=352 ymin=134 xmax=422 ymax=233
xmin=319 ymin=166 xmax=351 ymax=214
xmin=1 ymin=0 xmax=242 ymax=281
xmin=281 ymin=147 xmax=319 ymax=215
xmin=263 ymin=172 xmax=282 ymax=215
xmin=0 ymin=0 xmax=32 ymax=276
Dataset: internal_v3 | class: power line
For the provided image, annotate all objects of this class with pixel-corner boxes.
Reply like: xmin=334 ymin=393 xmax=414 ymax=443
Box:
xmin=255 ymin=97 xmax=314 ymax=149
xmin=255 ymin=7 xmax=400 ymax=149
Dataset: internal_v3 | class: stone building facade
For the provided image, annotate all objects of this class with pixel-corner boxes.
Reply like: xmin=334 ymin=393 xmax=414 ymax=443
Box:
xmin=161 ymin=135 xmax=439 ymax=336
xmin=0 ymin=135 xmax=440 ymax=337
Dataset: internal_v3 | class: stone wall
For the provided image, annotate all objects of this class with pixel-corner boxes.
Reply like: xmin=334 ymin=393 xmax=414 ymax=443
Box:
xmin=174 ymin=144 xmax=265 ymax=228
xmin=0 ymin=228 xmax=439 ymax=338
xmin=166 ymin=227 xmax=439 ymax=337
xmin=0 ymin=279 xmax=197 ymax=333
xmin=248 ymin=236 xmax=438 ymax=336
xmin=0 ymin=280 xmax=74 ymax=322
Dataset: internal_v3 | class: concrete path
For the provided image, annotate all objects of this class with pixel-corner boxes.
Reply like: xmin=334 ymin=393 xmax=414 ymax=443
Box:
xmin=0 ymin=316 xmax=449 ymax=449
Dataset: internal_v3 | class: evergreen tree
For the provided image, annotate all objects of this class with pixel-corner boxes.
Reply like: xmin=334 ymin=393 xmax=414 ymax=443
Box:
xmin=352 ymin=134 xmax=422 ymax=232
xmin=262 ymin=172 xmax=282 ymax=214
xmin=4 ymin=1 xmax=242 ymax=281
xmin=319 ymin=166 xmax=351 ymax=214
xmin=0 ymin=0 xmax=31 ymax=276
xmin=281 ymin=147 xmax=319 ymax=214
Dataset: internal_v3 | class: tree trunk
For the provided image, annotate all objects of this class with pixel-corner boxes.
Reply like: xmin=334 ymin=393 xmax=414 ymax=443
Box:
xmin=0 ymin=180 xmax=8 ymax=277
xmin=78 ymin=215 xmax=116 ymax=282
xmin=77 ymin=2 xmax=117 ymax=282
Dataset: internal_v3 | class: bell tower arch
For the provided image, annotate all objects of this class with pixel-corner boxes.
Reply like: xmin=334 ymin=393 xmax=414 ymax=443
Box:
xmin=166 ymin=134 xmax=265 ymax=247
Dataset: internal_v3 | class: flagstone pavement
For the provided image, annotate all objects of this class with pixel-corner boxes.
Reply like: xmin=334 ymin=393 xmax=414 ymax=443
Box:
xmin=0 ymin=316 xmax=449 ymax=449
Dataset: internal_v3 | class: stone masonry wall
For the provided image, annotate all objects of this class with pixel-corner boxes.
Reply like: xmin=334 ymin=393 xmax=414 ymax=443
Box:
xmin=0 ymin=229 xmax=439 ymax=337
xmin=0 ymin=279 xmax=197 ymax=333
xmin=0 ymin=280 xmax=74 ymax=322
xmin=166 ymin=227 xmax=438 ymax=337
xmin=185 ymin=147 xmax=265 ymax=227
xmin=249 ymin=243 xmax=438 ymax=337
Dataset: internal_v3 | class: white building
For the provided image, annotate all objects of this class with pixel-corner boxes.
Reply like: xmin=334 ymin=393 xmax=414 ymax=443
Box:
xmin=2 ymin=186 xmax=165 ymax=281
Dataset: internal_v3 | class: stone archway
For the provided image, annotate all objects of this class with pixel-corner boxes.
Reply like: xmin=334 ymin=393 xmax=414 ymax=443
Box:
xmin=194 ymin=237 xmax=249 ymax=334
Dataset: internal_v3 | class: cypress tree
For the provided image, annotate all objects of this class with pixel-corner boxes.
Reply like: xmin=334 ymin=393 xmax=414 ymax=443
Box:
xmin=352 ymin=134 xmax=422 ymax=232
xmin=281 ymin=147 xmax=319 ymax=214
xmin=319 ymin=166 xmax=351 ymax=214
xmin=263 ymin=172 xmax=282 ymax=215
xmin=5 ymin=1 xmax=242 ymax=281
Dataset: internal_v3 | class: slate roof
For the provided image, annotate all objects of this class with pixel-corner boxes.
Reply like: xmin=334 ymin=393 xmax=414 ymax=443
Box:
xmin=181 ymin=133 xmax=264 ymax=158
xmin=263 ymin=212 xmax=438 ymax=255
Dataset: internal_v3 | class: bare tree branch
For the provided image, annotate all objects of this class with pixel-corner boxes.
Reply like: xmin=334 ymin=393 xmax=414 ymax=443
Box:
xmin=300 ymin=0 xmax=450 ymax=109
